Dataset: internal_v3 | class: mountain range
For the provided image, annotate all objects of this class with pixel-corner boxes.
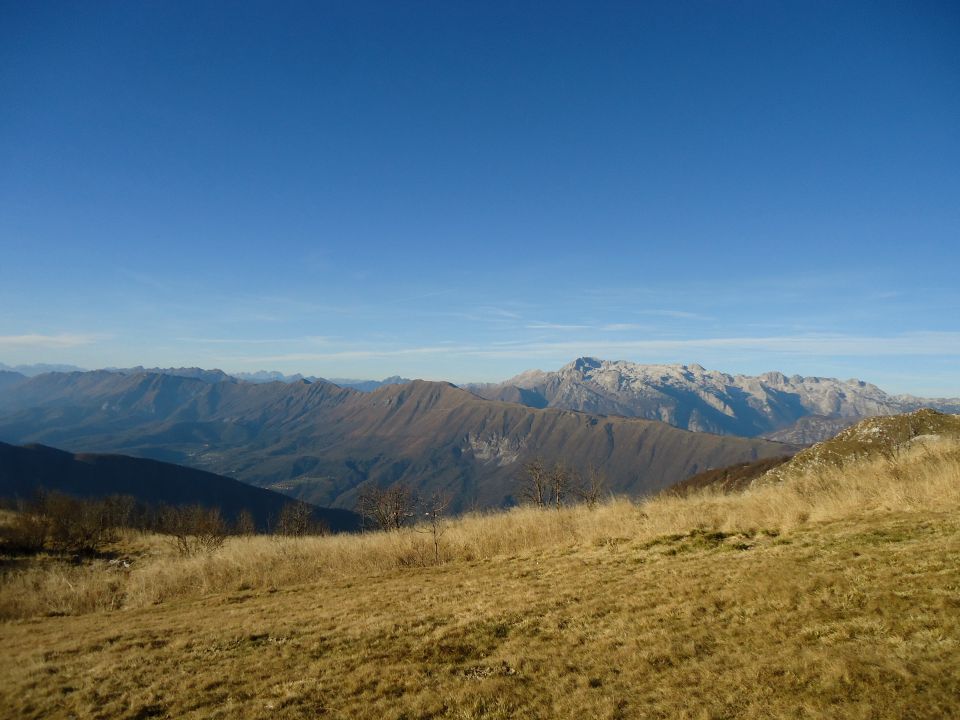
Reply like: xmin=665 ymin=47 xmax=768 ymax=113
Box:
xmin=0 ymin=363 xmax=85 ymax=376
xmin=0 ymin=365 xmax=411 ymax=392
xmin=0 ymin=370 xmax=791 ymax=512
xmin=10 ymin=356 xmax=952 ymax=444
xmin=466 ymin=357 xmax=960 ymax=440
xmin=327 ymin=376 xmax=412 ymax=392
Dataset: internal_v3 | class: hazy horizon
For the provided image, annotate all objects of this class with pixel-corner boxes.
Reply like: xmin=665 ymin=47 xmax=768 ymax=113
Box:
xmin=3 ymin=353 xmax=960 ymax=399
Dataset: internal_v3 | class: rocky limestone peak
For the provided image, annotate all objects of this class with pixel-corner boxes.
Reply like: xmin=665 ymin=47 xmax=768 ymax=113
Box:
xmin=760 ymin=371 xmax=787 ymax=385
xmin=467 ymin=357 xmax=960 ymax=441
xmin=569 ymin=356 xmax=603 ymax=375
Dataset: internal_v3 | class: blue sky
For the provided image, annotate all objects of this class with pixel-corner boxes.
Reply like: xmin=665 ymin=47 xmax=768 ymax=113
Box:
xmin=1 ymin=1 xmax=959 ymax=394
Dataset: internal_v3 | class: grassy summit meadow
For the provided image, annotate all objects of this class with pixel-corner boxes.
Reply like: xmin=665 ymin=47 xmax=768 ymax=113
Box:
xmin=1 ymin=413 xmax=959 ymax=719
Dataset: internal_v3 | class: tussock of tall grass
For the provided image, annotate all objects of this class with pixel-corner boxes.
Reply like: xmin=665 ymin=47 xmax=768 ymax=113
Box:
xmin=2 ymin=440 xmax=958 ymax=620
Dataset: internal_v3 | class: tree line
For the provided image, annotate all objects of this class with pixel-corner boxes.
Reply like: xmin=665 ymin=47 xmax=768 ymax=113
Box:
xmin=0 ymin=490 xmax=327 ymax=557
xmin=2 ymin=458 xmax=609 ymax=558
xmin=354 ymin=458 xmax=609 ymax=532
xmin=516 ymin=458 xmax=608 ymax=510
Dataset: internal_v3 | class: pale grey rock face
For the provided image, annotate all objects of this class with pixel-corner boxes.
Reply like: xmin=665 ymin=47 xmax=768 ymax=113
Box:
xmin=464 ymin=432 xmax=526 ymax=466
xmin=467 ymin=357 xmax=960 ymax=441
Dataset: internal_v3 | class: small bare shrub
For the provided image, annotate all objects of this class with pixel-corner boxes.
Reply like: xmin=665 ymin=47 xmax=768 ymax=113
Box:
xmin=44 ymin=493 xmax=114 ymax=553
xmin=234 ymin=509 xmax=256 ymax=536
xmin=0 ymin=493 xmax=140 ymax=555
xmin=276 ymin=501 xmax=326 ymax=536
xmin=1 ymin=505 xmax=51 ymax=552
xmin=575 ymin=466 xmax=608 ymax=508
xmin=160 ymin=505 xmax=227 ymax=556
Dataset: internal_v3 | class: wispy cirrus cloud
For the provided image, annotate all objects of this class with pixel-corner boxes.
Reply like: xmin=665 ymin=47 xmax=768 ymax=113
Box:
xmin=600 ymin=323 xmax=650 ymax=331
xmin=230 ymin=345 xmax=459 ymax=364
xmin=431 ymin=306 xmax=527 ymax=324
xmin=525 ymin=322 xmax=590 ymax=331
xmin=459 ymin=332 xmax=960 ymax=359
xmin=0 ymin=333 xmax=108 ymax=349
xmin=176 ymin=336 xmax=332 ymax=345
xmin=527 ymin=322 xmax=652 ymax=332
xmin=634 ymin=309 xmax=711 ymax=320
xmin=224 ymin=332 xmax=960 ymax=365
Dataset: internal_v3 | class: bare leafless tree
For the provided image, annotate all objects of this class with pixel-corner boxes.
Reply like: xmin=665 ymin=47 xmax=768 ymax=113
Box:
xmin=42 ymin=492 xmax=123 ymax=553
xmin=234 ymin=509 xmax=256 ymax=536
xmin=575 ymin=466 xmax=608 ymax=509
xmin=519 ymin=458 xmax=550 ymax=507
xmin=519 ymin=459 xmax=579 ymax=510
xmin=101 ymin=495 xmax=136 ymax=533
xmin=417 ymin=491 xmax=451 ymax=565
xmin=356 ymin=483 xmax=417 ymax=532
xmin=276 ymin=501 xmax=323 ymax=536
xmin=549 ymin=462 xmax=571 ymax=511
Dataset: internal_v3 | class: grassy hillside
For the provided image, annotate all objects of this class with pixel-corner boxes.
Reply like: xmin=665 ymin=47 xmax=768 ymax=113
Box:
xmin=1 ymin=430 xmax=958 ymax=718
xmin=758 ymin=408 xmax=960 ymax=485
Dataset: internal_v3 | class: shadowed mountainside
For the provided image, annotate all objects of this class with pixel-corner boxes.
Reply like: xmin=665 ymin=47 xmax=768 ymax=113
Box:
xmin=0 ymin=441 xmax=361 ymax=532
xmin=0 ymin=371 xmax=794 ymax=512
xmin=664 ymin=455 xmax=793 ymax=496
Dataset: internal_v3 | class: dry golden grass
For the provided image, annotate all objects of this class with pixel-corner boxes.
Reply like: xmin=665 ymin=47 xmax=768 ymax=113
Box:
xmin=1 ymin=439 xmax=959 ymax=718
xmin=3 ymin=440 xmax=957 ymax=621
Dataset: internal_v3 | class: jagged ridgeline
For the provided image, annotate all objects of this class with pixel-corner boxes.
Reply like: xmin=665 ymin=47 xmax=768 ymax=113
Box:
xmin=467 ymin=357 xmax=960 ymax=440
xmin=0 ymin=370 xmax=792 ymax=512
